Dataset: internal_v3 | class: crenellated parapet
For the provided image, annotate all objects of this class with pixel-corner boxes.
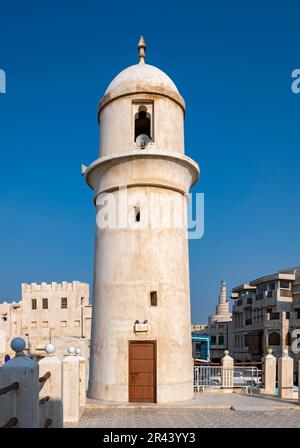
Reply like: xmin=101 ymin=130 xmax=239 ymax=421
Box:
xmin=21 ymin=281 xmax=89 ymax=295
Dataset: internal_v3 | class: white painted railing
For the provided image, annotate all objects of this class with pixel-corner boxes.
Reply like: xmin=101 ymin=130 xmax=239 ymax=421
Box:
xmin=194 ymin=366 xmax=222 ymax=391
xmin=194 ymin=366 xmax=262 ymax=391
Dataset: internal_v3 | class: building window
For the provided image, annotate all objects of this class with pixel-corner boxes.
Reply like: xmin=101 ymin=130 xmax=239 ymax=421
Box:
xmin=74 ymin=320 xmax=80 ymax=327
xmin=218 ymin=335 xmax=224 ymax=346
xmin=61 ymin=297 xmax=67 ymax=309
xmin=268 ymin=331 xmax=280 ymax=346
xmin=150 ymin=291 xmax=158 ymax=306
xmin=60 ymin=321 xmax=67 ymax=327
xmin=256 ymin=284 xmax=267 ymax=300
xmin=42 ymin=321 xmax=48 ymax=328
xmin=269 ymin=282 xmax=275 ymax=290
xmin=32 ymin=299 xmax=37 ymax=310
xmin=31 ymin=321 xmax=37 ymax=329
xmin=195 ymin=343 xmax=202 ymax=359
xmin=280 ymin=280 xmax=290 ymax=289
xmin=135 ymin=105 xmax=151 ymax=141
xmin=211 ymin=336 xmax=216 ymax=345
xmin=42 ymin=298 xmax=48 ymax=309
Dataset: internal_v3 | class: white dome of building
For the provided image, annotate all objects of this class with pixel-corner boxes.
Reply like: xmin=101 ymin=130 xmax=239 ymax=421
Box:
xmin=104 ymin=63 xmax=180 ymax=97
xmin=99 ymin=36 xmax=185 ymax=113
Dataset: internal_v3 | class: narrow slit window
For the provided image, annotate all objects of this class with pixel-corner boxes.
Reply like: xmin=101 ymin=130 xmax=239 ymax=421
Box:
xmin=134 ymin=206 xmax=140 ymax=222
xmin=150 ymin=291 xmax=158 ymax=306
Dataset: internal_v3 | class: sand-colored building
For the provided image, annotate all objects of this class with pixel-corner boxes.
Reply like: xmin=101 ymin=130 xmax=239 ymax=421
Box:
xmin=0 ymin=281 xmax=91 ymax=363
xmin=197 ymin=267 xmax=300 ymax=365
xmin=231 ymin=267 xmax=300 ymax=362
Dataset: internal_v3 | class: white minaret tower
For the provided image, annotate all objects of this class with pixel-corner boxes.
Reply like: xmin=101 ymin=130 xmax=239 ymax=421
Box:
xmin=209 ymin=280 xmax=232 ymax=324
xmin=84 ymin=37 xmax=199 ymax=403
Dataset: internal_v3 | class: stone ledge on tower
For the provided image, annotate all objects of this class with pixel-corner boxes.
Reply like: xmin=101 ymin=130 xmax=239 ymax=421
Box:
xmin=85 ymin=149 xmax=199 ymax=200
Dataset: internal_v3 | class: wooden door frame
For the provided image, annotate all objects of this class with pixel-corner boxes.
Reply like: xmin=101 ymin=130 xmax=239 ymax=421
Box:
xmin=128 ymin=340 xmax=157 ymax=403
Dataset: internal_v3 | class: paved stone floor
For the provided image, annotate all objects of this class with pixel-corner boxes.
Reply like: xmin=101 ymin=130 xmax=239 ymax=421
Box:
xmin=66 ymin=407 xmax=300 ymax=428
xmin=84 ymin=392 xmax=300 ymax=411
xmin=66 ymin=393 xmax=300 ymax=428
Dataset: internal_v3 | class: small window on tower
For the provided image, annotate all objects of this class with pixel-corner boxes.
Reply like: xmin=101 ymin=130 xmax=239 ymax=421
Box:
xmin=135 ymin=106 xmax=151 ymax=141
xmin=32 ymin=299 xmax=37 ymax=310
xmin=150 ymin=291 xmax=158 ymax=306
xmin=134 ymin=206 xmax=140 ymax=222
xmin=61 ymin=297 xmax=67 ymax=309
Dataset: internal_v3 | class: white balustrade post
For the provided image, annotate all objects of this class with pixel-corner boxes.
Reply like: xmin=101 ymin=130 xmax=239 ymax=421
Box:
xmin=221 ymin=350 xmax=234 ymax=389
xmin=278 ymin=349 xmax=294 ymax=399
xmin=262 ymin=348 xmax=276 ymax=395
xmin=75 ymin=348 xmax=86 ymax=407
xmin=0 ymin=337 xmax=39 ymax=428
xmin=62 ymin=346 xmax=80 ymax=422
xmin=38 ymin=343 xmax=63 ymax=428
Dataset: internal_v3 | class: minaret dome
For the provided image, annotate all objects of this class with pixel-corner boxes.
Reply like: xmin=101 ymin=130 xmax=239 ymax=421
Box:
xmin=96 ymin=37 xmax=188 ymax=161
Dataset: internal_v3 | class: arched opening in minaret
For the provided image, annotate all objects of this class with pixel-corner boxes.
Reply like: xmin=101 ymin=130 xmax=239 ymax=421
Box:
xmin=135 ymin=106 xmax=151 ymax=141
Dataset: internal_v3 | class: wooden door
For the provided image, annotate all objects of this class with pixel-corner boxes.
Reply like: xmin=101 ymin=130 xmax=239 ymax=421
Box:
xmin=128 ymin=341 xmax=156 ymax=403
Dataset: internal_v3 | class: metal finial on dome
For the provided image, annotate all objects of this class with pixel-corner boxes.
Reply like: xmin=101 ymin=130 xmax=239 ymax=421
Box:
xmin=138 ymin=36 xmax=146 ymax=63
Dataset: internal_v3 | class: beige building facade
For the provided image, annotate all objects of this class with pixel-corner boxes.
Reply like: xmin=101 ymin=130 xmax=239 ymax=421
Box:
xmin=0 ymin=281 xmax=91 ymax=363
xmin=198 ymin=267 xmax=300 ymax=367
xmin=231 ymin=267 xmax=300 ymax=363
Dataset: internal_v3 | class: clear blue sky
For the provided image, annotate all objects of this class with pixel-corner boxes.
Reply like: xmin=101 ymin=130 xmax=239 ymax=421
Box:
xmin=0 ymin=0 xmax=299 ymax=323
